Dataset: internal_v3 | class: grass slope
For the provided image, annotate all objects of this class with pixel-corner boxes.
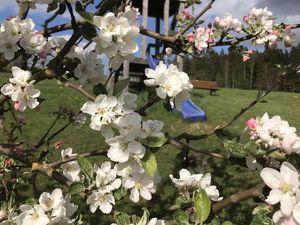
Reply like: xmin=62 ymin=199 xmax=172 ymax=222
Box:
xmin=1 ymin=72 xmax=300 ymax=224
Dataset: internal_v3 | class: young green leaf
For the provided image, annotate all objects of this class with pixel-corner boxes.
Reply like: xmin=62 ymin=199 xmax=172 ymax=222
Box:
xmin=77 ymin=156 xmax=94 ymax=179
xmin=173 ymin=210 xmax=190 ymax=225
xmin=113 ymin=78 xmax=130 ymax=96
xmin=69 ymin=182 xmax=85 ymax=195
xmin=141 ymin=150 xmax=158 ymax=177
xmin=194 ymin=189 xmax=211 ymax=223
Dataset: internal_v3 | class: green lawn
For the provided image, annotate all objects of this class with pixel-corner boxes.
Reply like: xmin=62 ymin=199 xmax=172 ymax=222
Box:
xmin=1 ymin=71 xmax=300 ymax=224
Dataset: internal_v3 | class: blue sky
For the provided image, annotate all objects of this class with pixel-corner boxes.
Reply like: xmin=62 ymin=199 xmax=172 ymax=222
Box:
xmin=0 ymin=0 xmax=299 ymax=62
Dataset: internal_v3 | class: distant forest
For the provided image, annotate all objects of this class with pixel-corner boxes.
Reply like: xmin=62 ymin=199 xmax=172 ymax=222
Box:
xmin=183 ymin=44 xmax=300 ymax=92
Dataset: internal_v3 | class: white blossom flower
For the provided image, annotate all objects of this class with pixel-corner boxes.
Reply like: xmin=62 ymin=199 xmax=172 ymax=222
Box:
xmin=87 ymin=190 xmax=115 ymax=214
xmin=16 ymin=205 xmax=49 ymax=225
xmin=81 ymin=94 xmax=118 ymax=131
xmin=148 ymin=218 xmax=166 ymax=225
xmin=94 ymin=161 xmax=121 ymax=193
xmin=93 ymin=6 xmax=139 ymax=64
xmin=61 ymin=161 xmax=81 ymax=182
xmin=123 ymin=172 xmax=156 ymax=203
xmin=39 ymin=189 xmax=63 ymax=212
xmin=74 ymin=51 xmax=105 ymax=86
xmin=199 ymin=173 xmax=223 ymax=201
xmin=254 ymin=113 xmax=300 ymax=154
xmin=144 ymin=62 xmax=192 ymax=111
xmin=106 ymin=135 xmax=145 ymax=163
xmin=11 ymin=84 xmax=40 ymax=112
xmin=10 ymin=67 xmax=32 ymax=87
xmin=260 ymin=162 xmax=300 ymax=215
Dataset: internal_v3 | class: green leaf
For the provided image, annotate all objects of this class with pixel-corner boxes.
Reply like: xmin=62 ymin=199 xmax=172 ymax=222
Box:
xmin=93 ymin=83 xmax=107 ymax=95
xmin=69 ymin=182 xmax=85 ymax=195
xmin=114 ymin=212 xmax=131 ymax=225
xmin=113 ymin=78 xmax=130 ymax=96
xmin=141 ymin=150 xmax=158 ymax=177
xmin=80 ymin=22 xmax=97 ymax=41
xmin=173 ymin=210 xmax=190 ymax=225
xmin=223 ymin=140 xmax=247 ymax=158
xmin=208 ymin=216 xmax=221 ymax=225
xmin=114 ymin=186 xmax=127 ymax=201
xmin=137 ymin=208 xmax=149 ymax=225
xmin=77 ymin=156 xmax=94 ymax=179
xmin=145 ymin=136 xmax=167 ymax=148
xmin=288 ymin=153 xmax=300 ymax=170
xmin=222 ymin=222 xmax=235 ymax=225
xmin=244 ymin=141 xmax=265 ymax=157
xmin=194 ymin=189 xmax=211 ymax=223
xmin=250 ymin=211 xmax=273 ymax=225
xmin=75 ymin=2 xmax=94 ymax=24
xmin=252 ymin=204 xmax=271 ymax=215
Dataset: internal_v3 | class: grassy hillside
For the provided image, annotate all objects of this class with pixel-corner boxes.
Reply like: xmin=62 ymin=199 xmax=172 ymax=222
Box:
xmin=1 ymin=71 xmax=300 ymax=224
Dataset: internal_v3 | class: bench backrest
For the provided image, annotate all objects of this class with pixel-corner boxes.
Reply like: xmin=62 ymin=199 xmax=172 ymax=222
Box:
xmin=191 ymin=80 xmax=218 ymax=90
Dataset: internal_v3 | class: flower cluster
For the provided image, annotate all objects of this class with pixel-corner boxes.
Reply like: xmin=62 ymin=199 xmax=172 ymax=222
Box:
xmin=87 ymin=161 xmax=121 ymax=214
xmin=60 ymin=148 xmax=81 ymax=182
xmin=170 ymin=169 xmax=222 ymax=202
xmin=243 ymin=7 xmax=278 ymax=45
xmin=93 ymin=6 xmax=140 ymax=69
xmin=261 ymin=162 xmax=300 ymax=225
xmin=0 ymin=189 xmax=78 ymax=225
xmin=81 ymin=92 xmax=137 ymax=132
xmin=0 ymin=17 xmax=47 ymax=60
xmin=1 ymin=67 xmax=40 ymax=112
xmin=246 ymin=113 xmax=300 ymax=154
xmin=74 ymin=51 xmax=105 ymax=87
xmin=187 ymin=27 xmax=214 ymax=52
xmin=144 ymin=62 xmax=193 ymax=110
xmin=214 ymin=14 xmax=242 ymax=33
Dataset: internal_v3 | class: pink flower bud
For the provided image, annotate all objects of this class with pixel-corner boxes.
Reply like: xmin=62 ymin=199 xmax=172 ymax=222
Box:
xmin=243 ymin=16 xmax=249 ymax=23
xmin=14 ymin=101 xmax=20 ymax=111
xmin=247 ymin=118 xmax=256 ymax=130
xmin=165 ymin=47 xmax=173 ymax=55
xmin=243 ymin=55 xmax=250 ymax=62
xmin=285 ymin=217 xmax=300 ymax=225
xmin=187 ymin=32 xmax=195 ymax=42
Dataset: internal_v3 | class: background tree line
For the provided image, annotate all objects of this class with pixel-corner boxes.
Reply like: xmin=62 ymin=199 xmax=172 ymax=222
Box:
xmin=183 ymin=43 xmax=300 ymax=92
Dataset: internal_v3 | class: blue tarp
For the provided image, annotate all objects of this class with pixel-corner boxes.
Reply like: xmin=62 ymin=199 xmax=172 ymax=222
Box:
xmin=147 ymin=54 xmax=206 ymax=122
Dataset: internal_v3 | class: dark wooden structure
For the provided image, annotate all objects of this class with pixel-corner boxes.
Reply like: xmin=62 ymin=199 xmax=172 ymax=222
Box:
xmin=116 ymin=0 xmax=184 ymax=90
xmin=191 ymin=80 xmax=219 ymax=95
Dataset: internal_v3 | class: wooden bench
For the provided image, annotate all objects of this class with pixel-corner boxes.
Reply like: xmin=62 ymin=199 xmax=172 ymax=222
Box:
xmin=191 ymin=80 xmax=219 ymax=95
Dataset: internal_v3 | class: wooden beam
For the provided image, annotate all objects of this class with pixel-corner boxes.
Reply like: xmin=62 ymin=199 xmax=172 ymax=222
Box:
xmin=122 ymin=60 xmax=130 ymax=92
xmin=163 ymin=0 xmax=170 ymax=36
xmin=176 ymin=1 xmax=184 ymax=71
xmin=141 ymin=0 xmax=149 ymax=59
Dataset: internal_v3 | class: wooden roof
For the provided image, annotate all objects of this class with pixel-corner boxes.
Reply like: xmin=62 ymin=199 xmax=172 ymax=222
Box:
xmin=132 ymin=0 xmax=180 ymax=18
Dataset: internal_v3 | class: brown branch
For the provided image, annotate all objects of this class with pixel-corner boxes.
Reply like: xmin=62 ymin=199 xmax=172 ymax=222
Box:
xmin=58 ymin=77 xmax=96 ymax=101
xmin=175 ymin=0 xmax=215 ymax=39
xmin=167 ymin=137 xmax=228 ymax=159
xmin=212 ymin=182 xmax=265 ymax=213
xmin=50 ymin=150 xmax=107 ymax=168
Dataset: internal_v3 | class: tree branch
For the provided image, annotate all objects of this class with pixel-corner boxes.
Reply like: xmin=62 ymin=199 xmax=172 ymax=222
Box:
xmin=167 ymin=137 xmax=228 ymax=159
xmin=212 ymin=182 xmax=265 ymax=213
xmin=175 ymin=0 xmax=215 ymax=39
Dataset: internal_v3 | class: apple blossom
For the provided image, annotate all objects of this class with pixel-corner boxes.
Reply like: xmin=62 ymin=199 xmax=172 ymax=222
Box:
xmin=123 ymin=172 xmax=156 ymax=203
xmin=86 ymin=190 xmax=115 ymax=214
xmin=249 ymin=113 xmax=300 ymax=154
xmin=74 ymin=51 xmax=105 ymax=86
xmin=144 ymin=62 xmax=193 ymax=110
xmin=94 ymin=161 xmax=121 ymax=193
xmin=260 ymin=162 xmax=300 ymax=215
xmin=16 ymin=205 xmax=49 ymax=225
